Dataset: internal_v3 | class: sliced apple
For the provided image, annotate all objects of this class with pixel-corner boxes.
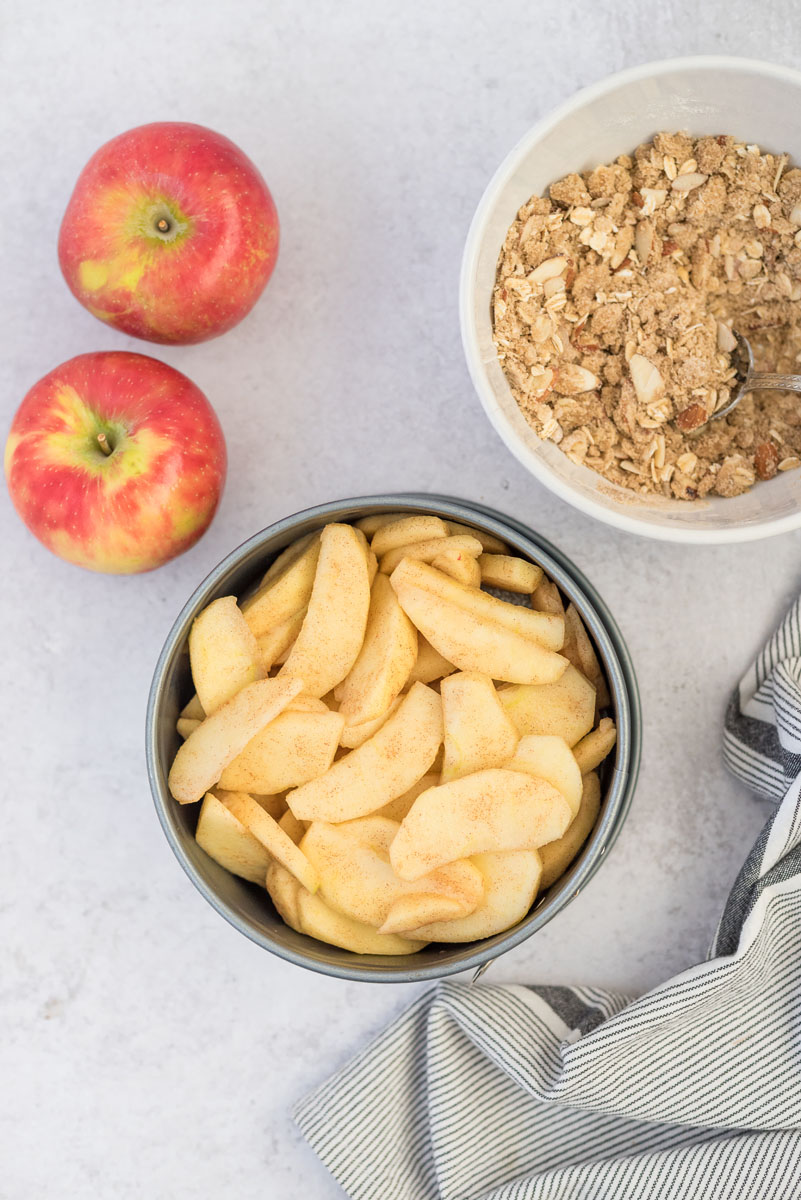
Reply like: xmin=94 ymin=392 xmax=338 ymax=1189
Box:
xmin=390 ymin=769 xmax=572 ymax=880
xmin=539 ymin=772 xmax=602 ymax=889
xmin=230 ymin=791 xmax=319 ymax=893
xmin=376 ymin=772 xmax=438 ymax=822
xmin=379 ymin=893 xmax=465 ymax=935
xmin=195 ymin=792 xmax=271 ymax=884
xmin=407 ymin=634 xmax=456 ymax=686
xmin=532 ymin=578 xmax=565 ymax=616
xmin=279 ymin=524 xmax=371 ymax=697
xmin=287 ymin=682 xmax=443 ymax=822
xmin=366 ymin=550 xmax=378 ymax=586
xmin=258 ymin=531 xmax=318 ymax=588
xmin=256 ymin=608 xmax=306 ymax=671
xmin=506 ymin=734 xmax=582 ymax=816
xmin=177 ymin=717 xmax=201 ymax=740
xmin=354 ymin=512 xmax=407 ymax=538
xmin=180 ymin=693 xmax=205 ymax=721
xmin=301 ymin=815 xmax=483 ymax=927
xmin=498 ymin=664 xmax=596 ymax=746
xmin=370 ymin=515 xmax=449 ymax=557
xmin=339 ymin=696 xmax=401 ymax=749
xmin=336 ymin=574 xmax=418 ymax=728
xmin=189 ymin=595 xmax=264 ymax=714
xmin=378 ymin=534 xmax=482 ymax=576
xmin=391 ymin=558 xmax=564 ymax=648
xmin=446 ymin=520 xmax=508 ymax=554
xmin=563 ymin=604 xmax=611 ymax=708
xmin=241 ymin=535 xmax=321 ymax=638
xmin=432 ymin=550 xmax=482 ymax=588
xmin=217 ymin=709 xmax=344 ymax=793
xmin=391 ymin=849 xmax=542 ymax=941
xmin=168 ymin=676 xmax=303 ymax=805
xmin=440 ymin=672 xmax=519 ymax=783
xmin=265 ymin=860 xmax=426 ymax=955
xmin=216 ymin=788 xmax=285 ymax=821
xmin=572 ymin=719 xmax=617 ymax=774
xmin=392 ymin=570 xmax=567 ymax=685
xmin=278 ymin=808 xmax=307 ymax=846
xmin=478 ymin=553 xmax=543 ymax=594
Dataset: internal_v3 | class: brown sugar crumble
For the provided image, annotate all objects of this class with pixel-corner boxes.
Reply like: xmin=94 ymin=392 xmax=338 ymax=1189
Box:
xmin=492 ymin=132 xmax=801 ymax=499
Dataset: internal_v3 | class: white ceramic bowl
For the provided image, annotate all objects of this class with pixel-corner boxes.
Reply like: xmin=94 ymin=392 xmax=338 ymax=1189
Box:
xmin=461 ymin=56 xmax=801 ymax=543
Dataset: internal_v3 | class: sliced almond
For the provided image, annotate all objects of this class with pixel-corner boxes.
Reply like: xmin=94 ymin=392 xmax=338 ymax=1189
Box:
xmin=629 ymin=354 xmax=664 ymax=406
xmin=717 ymin=322 xmax=738 ymax=353
xmin=671 ymin=172 xmax=708 ymax=193
xmin=640 ymin=188 xmax=667 ymax=215
xmin=634 ymin=220 xmax=653 ymax=266
xmin=529 ymin=256 xmax=567 ymax=285
xmin=553 ymin=364 xmax=599 ymax=395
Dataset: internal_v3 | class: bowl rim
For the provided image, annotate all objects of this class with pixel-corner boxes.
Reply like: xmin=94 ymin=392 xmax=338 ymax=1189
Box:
xmin=460 ymin=54 xmax=801 ymax=545
xmin=146 ymin=494 xmax=642 ymax=982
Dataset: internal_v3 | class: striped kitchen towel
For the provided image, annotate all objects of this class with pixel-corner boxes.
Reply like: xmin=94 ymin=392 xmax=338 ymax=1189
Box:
xmin=295 ymin=597 xmax=801 ymax=1199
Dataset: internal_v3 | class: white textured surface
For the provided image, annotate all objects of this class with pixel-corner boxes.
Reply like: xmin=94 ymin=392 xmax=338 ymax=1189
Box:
xmin=1 ymin=3 xmax=799 ymax=1197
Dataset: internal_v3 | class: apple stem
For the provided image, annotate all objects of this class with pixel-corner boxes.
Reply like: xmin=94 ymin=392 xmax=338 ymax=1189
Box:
xmin=97 ymin=432 xmax=113 ymax=457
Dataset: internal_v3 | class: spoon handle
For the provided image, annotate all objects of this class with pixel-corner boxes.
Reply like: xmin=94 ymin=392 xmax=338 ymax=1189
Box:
xmin=746 ymin=372 xmax=801 ymax=393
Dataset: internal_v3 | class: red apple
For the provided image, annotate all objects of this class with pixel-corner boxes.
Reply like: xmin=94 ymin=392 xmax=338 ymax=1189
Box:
xmin=58 ymin=122 xmax=279 ymax=344
xmin=5 ymin=352 xmax=226 ymax=573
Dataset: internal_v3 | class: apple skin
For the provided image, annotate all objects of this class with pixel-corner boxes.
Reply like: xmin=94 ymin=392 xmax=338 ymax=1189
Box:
xmin=58 ymin=122 xmax=279 ymax=344
xmin=5 ymin=352 xmax=227 ymax=574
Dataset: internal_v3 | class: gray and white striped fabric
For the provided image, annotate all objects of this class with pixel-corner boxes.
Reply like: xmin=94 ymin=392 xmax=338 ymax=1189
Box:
xmin=295 ymin=598 xmax=801 ymax=1199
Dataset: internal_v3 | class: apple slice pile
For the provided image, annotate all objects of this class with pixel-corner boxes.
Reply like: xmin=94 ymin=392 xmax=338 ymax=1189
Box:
xmin=168 ymin=514 xmax=618 ymax=955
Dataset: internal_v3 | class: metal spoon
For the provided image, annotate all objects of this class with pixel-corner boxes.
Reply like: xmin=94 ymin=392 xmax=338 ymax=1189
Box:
xmin=713 ymin=331 xmax=801 ymax=420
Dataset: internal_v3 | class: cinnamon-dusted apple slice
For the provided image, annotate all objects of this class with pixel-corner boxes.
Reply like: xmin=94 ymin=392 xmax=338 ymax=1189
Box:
xmin=389 ymin=769 xmax=571 ymax=881
xmin=563 ymin=603 xmax=611 ymax=708
xmin=506 ymin=734 xmax=583 ymax=817
xmin=406 ymin=634 xmax=456 ymax=686
xmin=391 ymin=558 xmax=565 ymax=648
xmin=440 ymin=672 xmax=519 ymax=783
xmin=266 ymin=860 xmax=427 ymax=955
xmin=258 ymin=531 xmax=318 ymax=588
xmin=168 ymin=675 xmax=303 ymax=805
xmin=532 ymin=578 xmax=565 ymax=617
xmin=177 ymin=717 xmax=201 ymax=740
xmin=354 ymin=512 xmax=407 ymax=538
xmin=338 ymin=696 xmax=401 ymax=749
xmin=189 ymin=595 xmax=264 ymax=714
xmin=301 ymin=815 xmax=483 ymax=928
xmin=478 ymin=553 xmax=543 ymax=594
xmin=378 ymin=534 xmax=482 ymax=576
xmin=279 ymin=524 xmax=371 ymax=697
xmin=379 ymin=894 xmax=465 ymax=935
xmin=431 ymin=550 xmax=482 ymax=588
xmin=256 ymin=608 xmax=306 ymax=671
xmin=370 ymin=514 xmax=449 ymax=557
xmin=376 ymin=772 xmax=438 ymax=822
xmin=229 ymin=791 xmax=319 ymax=893
xmin=217 ymin=707 xmax=344 ymax=793
xmin=194 ymin=792 xmax=271 ymax=884
xmin=539 ymin=772 xmax=602 ymax=889
xmin=387 ymin=849 xmax=542 ymax=941
xmin=572 ymin=718 xmax=617 ymax=774
xmin=336 ymin=574 xmax=418 ymax=728
xmin=287 ymin=682 xmax=442 ymax=822
xmin=241 ymin=534 xmax=321 ymax=638
xmin=278 ymin=808 xmax=307 ymax=846
xmin=215 ymin=788 xmax=285 ymax=820
xmin=446 ymin=520 xmax=509 ymax=554
xmin=391 ymin=561 xmax=567 ymax=686
xmin=498 ymin=665 xmax=595 ymax=746
xmin=180 ymin=693 xmax=205 ymax=721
